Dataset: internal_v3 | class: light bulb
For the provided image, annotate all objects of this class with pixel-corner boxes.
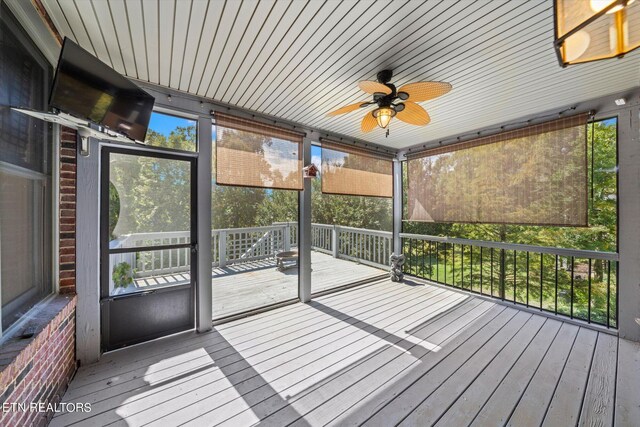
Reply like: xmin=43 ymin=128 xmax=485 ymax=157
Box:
xmin=375 ymin=107 xmax=393 ymax=129
xmin=564 ymin=30 xmax=591 ymax=62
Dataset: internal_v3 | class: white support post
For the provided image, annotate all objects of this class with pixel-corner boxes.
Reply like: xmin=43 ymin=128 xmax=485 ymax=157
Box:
xmin=618 ymin=103 xmax=640 ymax=342
xmin=218 ymin=230 xmax=227 ymax=268
xmin=196 ymin=116 xmax=212 ymax=333
xmin=299 ymin=137 xmax=312 ymax=302
xmin=332 ymin=225 xmax=339 ymax=258
xmin=392 ymin=158 xmax=403 ymax=259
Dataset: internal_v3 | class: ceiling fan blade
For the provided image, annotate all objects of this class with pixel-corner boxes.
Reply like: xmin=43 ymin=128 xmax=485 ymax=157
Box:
xmin=358 ymin=80 xmax=392 ymax=95
xmin=396 ymin=102 xmax=431 ymax=126
xmin=361 ymin=111 xmax=377 ymax=133
xmin=327 ymin=102 xmax=368 ymax=117
xmin=397 ymin=81 xmax=452 ymax=102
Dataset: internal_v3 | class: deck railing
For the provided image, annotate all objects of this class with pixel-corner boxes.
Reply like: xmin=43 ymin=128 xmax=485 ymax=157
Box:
xmin=109 ymin=223 xmax=392 ymax=285
xmin=400 ymin=233 xmax=619 ymax=328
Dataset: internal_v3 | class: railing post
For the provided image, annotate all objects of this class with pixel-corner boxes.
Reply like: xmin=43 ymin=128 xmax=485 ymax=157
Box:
xmin=332 ymin=225 xmax=339 ymax=258
xmin=392 ymin=157 xmax=403 ymax=259
xmin=219 ymin=230 xmax=227 ymax=268
xmin=284 ymin=223 xmax=291 ymax=252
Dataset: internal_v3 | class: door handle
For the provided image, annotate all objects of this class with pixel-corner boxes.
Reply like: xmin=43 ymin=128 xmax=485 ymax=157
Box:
xmin=191 ymin=242 xmax=198 ymax=254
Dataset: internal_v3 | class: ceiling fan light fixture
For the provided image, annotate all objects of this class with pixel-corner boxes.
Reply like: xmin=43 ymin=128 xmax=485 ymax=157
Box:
xmin=554 ymin=0 xmax=640 ymax=66
xmin=373 ymin=107 xmax=395 ymax=129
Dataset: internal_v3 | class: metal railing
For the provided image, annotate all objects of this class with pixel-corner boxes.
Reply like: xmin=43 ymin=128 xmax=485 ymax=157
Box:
xmin=400 ymin=233 xmax=619 ymax=328
xmin=109 ymin=223 xmax=392 ymax=284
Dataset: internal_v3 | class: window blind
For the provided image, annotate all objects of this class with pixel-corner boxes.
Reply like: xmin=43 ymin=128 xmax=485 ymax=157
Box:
xmin=320 ymin=139 xmax=393 ymax=198
xmin=214 ymin=112 xmax=304 ymax=190
xmin=406 ymin=114 xmax=589 ymax=226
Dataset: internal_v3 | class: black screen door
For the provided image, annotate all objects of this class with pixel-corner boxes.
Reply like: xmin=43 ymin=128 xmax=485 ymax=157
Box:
xmin=100 ymin=147 xmax=197 ymax=351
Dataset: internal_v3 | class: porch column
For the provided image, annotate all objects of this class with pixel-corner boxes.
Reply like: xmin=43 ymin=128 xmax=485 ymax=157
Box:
xmin=196 ymin=117 xmax=212 ymax=332
xmin=618 ymin=102 xmax=640 ymax=342
xmin=299 ymin=137 xmax=312 ymax=302
xmin=392 ymin=157 xmax=403 ymax=257
xmin=75 ymin=137 xmax=101 ymax=364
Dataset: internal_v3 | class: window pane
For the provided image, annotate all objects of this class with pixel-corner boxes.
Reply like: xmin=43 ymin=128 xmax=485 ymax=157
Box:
xmin=0 ymin=171 xmax=48 ymax=329
xmin=109 ymin=153 xmax=191 ymax=247
xmin=0 ymin=10 xmax=50 ymax=173
xmin=0 ymin=5 xmax=52 ymax=332
xmin=144 ymin=112 xmax=197 ymax=152
xmin=107 ymin=248 xmax=191 ymax=296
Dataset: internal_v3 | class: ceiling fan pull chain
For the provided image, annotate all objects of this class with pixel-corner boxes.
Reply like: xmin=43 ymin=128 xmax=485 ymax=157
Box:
xmin=386 ymin=127 xmax=390 ymax=138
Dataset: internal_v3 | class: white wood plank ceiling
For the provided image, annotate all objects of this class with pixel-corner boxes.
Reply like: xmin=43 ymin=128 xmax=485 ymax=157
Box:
xmin=41 ymin=0 xmax=640 ymax=149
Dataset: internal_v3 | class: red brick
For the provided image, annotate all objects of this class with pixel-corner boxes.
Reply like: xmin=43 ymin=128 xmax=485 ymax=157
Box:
xmin=60 ymin=171 xmax=76 ymax=179
xmin=60 ymin=194 xmax=76 ymax=202
xmin=60 ymin=187 xmax=75 ymax=195
xmin=59 ymin=271 xmax=75 ymax=279
xmin=60 ymin=209 xmax=75 ymax=218
xmin=60 ymin=163 xmax=76 ymax=172
xmin=60 ymin=217 xmax=75 ymax=225
xmin=59 ymin=247 xmax=75 ymax=255
xmin=59 ymin=255 xmax=75 ymax=264
xmin=60 ymin=224 xmax=75 ymax=233
xmin=60 ymin=148 xmax=76 ymax=158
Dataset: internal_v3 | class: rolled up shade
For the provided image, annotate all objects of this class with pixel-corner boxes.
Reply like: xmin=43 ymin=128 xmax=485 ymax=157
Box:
xmin=214 ymin=112 xmax=304 ymax=190
xmin=407 ymin=114 xmax=589 ymax=226
xmin=320 ymin=139 xmax=393 ymax=198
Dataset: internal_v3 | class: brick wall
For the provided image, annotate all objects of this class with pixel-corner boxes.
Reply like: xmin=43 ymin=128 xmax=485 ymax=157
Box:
xmin=0 ymin=296 xmax=76 ymax=427
xmin=59 ymin=127 xmax=77 ymax=294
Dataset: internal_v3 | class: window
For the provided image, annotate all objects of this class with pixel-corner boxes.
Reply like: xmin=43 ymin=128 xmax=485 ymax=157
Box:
xmin=0 ymin=5 xmax=53 ymax=332
xmin=145 ymin=111 xmax=197 ymax=152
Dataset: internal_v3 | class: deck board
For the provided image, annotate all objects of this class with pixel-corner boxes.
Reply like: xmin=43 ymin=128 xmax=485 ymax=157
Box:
xmin=53 ymin=279 xmax=636 ymax=427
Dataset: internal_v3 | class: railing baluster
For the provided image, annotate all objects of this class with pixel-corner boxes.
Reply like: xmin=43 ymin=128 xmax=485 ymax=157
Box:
xmin=588 ymin=258 xmax=592 ymax=323
xmin=539 ymin=253 xmax=543 ymax=310
xmin=570 ymin=256 xmax=575 ymax=319
xmin=422 ymin=240 xmax=426 ymax=278
xmin=607 ymin=260 xmax=611 ymax=328
xmin=526 ymin=252 xmax=529 ymax=306
xmin=436 ymin=242 xmax=439 ymax=282
xmin=554 ymin=255 xmax=558 ymax=315
xmin=513 ymin=250 xmax=517 ymax=304
xmin=490 ymin=247 xmax=494 ymax=297
xmin=470 ymin=245 xmax=473 ymax=292
xmin=480 ymin=246 xmax=483 ymax=294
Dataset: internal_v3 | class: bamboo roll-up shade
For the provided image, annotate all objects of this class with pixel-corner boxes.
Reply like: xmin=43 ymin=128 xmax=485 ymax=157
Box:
xmin=214 ymin=112 xmax=304 ymax=190
xmin=406 ymin=113 xmax=589 ymax=226
xmin=320 ymin=139 xmax=393 ymax=198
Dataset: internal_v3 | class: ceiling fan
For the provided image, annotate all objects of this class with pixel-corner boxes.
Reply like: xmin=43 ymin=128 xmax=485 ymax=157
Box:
xmin=326 ymin=70 xmax=452 ymax=134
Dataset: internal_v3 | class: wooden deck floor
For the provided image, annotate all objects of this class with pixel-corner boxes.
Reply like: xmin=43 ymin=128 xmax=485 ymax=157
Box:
xmin=134 ymin=251 xmax=386 ymax=319
xmin=52 ymin=279 xmax=640 ymax=427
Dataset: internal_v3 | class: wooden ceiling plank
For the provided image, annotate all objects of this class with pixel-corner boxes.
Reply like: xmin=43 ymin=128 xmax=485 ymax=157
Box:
xmin=186 ymin=0 xmax=226 ymax=94
xmin=120 ymin=0 xmax=148 ymax=81
xmin=210 ymin=0 xmax=276 ymax=100
xmin=108 ymin=0 xmax=140 ymax=79
xmin=223 ymin=0 xmax=303 ymax=106
xmin=230 ymin=0 xmax=326 ymax=107
xmin=168 ymin=0 xmax=192 ymax=89
xmin=177 ymin=0 xmax=210 ymax=91
xmin=217 ymin=0 xmax=293 ymax=103
xmin=194 ymin=0 xmax=244 ymax=96
xmin=40 ymin=0 xmax=75 ymax=43
xmin=157 ymin=0 xmax=176 ymax=86
xmin=141 ymin=0 xmax=159 ymax=84
xmin=246 ymin=0 xmax=357 ymax=112
xmin=254 ymin=0 xmax=409 ymax=115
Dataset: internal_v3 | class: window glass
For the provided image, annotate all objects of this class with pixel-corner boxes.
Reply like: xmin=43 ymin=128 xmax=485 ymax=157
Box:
xmin=0 ymin=5 xmax=53 ymax=331
xmin=145 ymin=111 xmax=197 ymax=152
